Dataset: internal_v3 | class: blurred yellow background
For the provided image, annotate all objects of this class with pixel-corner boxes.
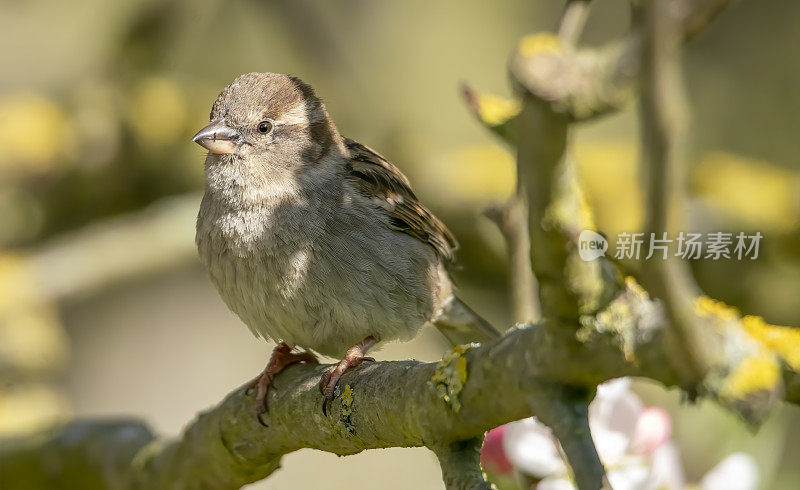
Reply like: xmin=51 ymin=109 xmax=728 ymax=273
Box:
xmin=1 ymin=0 xmax=798 ymax=488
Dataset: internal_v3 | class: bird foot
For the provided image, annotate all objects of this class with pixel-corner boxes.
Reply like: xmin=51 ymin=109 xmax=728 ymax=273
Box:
xmin=248 ymin=342 xmax=318 ymax=423
xmin=319 ymin=336 xmax=378 ymax=416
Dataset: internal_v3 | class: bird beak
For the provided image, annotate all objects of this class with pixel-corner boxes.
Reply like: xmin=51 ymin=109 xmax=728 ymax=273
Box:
xmin=192 ymin=120 xmax=241 ymax=155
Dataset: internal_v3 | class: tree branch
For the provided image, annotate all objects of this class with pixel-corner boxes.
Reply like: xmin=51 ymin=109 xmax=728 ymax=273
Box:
xmin=638 ymin=0 xmax=718 ymax=390
xmin=511 ymin=39 xmax=620 ymax=323
xmin=558 ymin=0 xmax=592 ymax=46
xmin=508 ymin=0 xmax=733 ymax=122
xmin=463 ymin=82 xmax=541 ymax=323
xmin=0 ymin=312 xmax=668 ymax=489
xmin=484 ymin=197 xmax=541 ymax=323
xmin=1 ymin=276 xmax=797 ymax=488
xmin=433 ymin=438 xmax=494 ymax=490
xmin=0 ymin=290 xmax=690 ymax=490
xmin=509 ymin=11 xmax=612 ymax=483
xmin=0 ymin=326 xmax=547 ymax=489
xmin=531 ymin=386 xmax=606 ymax=490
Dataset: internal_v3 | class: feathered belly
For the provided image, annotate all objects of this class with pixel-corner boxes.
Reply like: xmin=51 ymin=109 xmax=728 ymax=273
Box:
xmin=200 ymin=230 xmax=443 ymax=358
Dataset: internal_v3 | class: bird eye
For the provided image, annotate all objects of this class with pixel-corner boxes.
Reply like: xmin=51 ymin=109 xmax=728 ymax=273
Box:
xmin=257 ymin=120 xmax=274 ymax=134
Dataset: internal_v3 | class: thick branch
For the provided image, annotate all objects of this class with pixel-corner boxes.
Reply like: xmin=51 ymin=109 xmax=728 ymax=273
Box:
xmin=2 ymin=277 xmax=796 ymax=488
xmin=0 ymin=308 xmax=675 ymax=490
xmin=515 ymin=94 xmax=577 ymax=321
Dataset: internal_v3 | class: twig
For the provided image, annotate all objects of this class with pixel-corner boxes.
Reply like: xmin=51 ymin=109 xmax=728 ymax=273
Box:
xmin=532 ymin=386 xmax=606 ymax=490
xmin=558 ymin=0 xmax=592 ymax=46
xmin=503 ymin=4 xmax=610 ymax=486
xmin=505 ymin=0 xmax=738 ymax=484
xmin=460 ymin=83 xmax=541 ymax=323
xmin=637 ymin=0 xmax=732 ymax=389
xmin=514 ymin=92 xmax=580 ymax=321
xmin=679 ymin=0 xmax=735 ymax=41
xmin=485 ymin=197 xmax=541 ymax=323
xmin=433 ymin=438 xmax=494 ymax=490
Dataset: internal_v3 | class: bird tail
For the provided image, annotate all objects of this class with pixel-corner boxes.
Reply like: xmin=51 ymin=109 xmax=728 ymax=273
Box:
xmin=433 ymin=296 xmax=501 ymax=346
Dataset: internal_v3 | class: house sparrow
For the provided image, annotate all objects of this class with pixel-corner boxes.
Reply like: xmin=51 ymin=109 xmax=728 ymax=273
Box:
xmin=193 ymin=72 xmax=499 ymax=414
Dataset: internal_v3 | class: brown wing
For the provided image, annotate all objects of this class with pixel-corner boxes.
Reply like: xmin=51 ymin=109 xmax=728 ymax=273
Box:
xmin=343 ymin=138 xmax=457 ymax=262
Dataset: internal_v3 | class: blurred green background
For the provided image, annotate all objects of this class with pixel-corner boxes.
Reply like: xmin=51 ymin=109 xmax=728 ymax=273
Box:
xmin=0 ymin=0 xmax=798 ymax=488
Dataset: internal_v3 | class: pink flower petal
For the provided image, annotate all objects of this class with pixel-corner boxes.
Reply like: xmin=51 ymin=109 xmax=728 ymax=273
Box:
xmin=630 ymin=406 xmax=673 ymax=456
xmin=481 ymin=425 xmax=513 ymax=475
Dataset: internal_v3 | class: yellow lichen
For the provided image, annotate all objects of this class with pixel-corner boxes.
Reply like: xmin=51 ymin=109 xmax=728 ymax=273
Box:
xmin=624 ymin=276 xmax=647 ymax=298
xmin=582 ymin=293 xmax=637 ymax=363
xmin=552 ymin=160 xmax=596 ymax=234
xmin=340 ymin=385 xmax=354 ymax=417
xmin=694 ymin=296 xmax=740 ymax=323
xmin=339 ymin=384 xmax=355 ymax=434
xmin=722 ymin=354 xmax=781 ymax=400
xmin=517 ymin=33 xmax=563 ymax=58
xmin=473 ymin=93 xmax=520 ymax=127
xmin=430 ymin=345 xmax=470 ymax=412
xmin=694 ymin=296 xmax=800 ymax=374
xmin=742 ymin=316 xmax=800 ymax=371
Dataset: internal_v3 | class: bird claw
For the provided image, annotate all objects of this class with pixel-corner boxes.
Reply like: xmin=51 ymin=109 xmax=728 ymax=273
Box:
xmin=248 ymin=343 xmax=318 ymax=423
xmin=318 ymin=353 xmax=376 ymax=417
xmin=321 ymin=383 xmax=344 ymax=417
xmin=319 ymin=372 xmax=338 ymax=417
xmin=322 ymin=395 xmax=333 ymax=417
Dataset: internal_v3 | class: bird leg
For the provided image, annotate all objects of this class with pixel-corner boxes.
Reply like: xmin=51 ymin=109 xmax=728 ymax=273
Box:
xmin=319 ymin=335 xmax=378 ymax=415
xmin=248 ymin=342 xmax=318 ymax=416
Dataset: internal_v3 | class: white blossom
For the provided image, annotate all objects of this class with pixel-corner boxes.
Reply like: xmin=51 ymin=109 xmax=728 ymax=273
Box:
xmin=499 ymin=379 xmax=758 ymax=490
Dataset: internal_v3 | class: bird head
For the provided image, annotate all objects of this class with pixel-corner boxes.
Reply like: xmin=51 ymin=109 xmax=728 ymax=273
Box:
xmin=192 ymin=72 xmax=341 ymax=166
